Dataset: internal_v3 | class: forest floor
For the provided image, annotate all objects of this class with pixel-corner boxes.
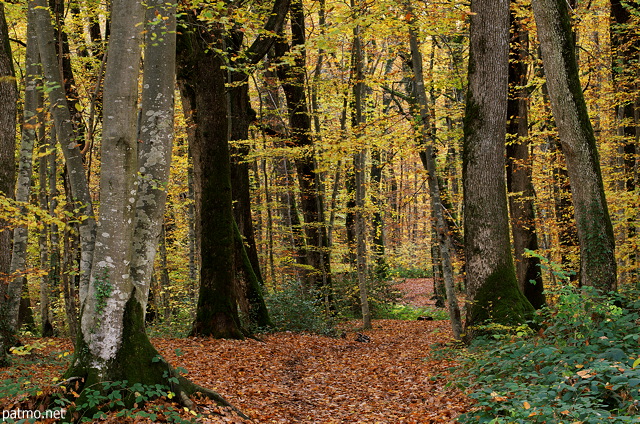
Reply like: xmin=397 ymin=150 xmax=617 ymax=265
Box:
xmin=0 ymin=278 xmax=473 ymax=423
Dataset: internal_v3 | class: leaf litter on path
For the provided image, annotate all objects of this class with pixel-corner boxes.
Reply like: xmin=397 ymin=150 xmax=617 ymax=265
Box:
xmin=156 ymin=319 xmax=471 ymax=423
xmin=1 ymin=279 xmax=472 ymax=422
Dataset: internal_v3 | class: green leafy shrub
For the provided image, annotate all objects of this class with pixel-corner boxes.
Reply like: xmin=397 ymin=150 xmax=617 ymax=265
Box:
xmin=265 ymin=281 xmax=336 ymax=336
xmin=389 ymin=266 xmax=433 ymax=279
xmin=458 ymin=285 xmax=640 ymax=423
xmin=330 ymin=272 xmax=403 ymax=320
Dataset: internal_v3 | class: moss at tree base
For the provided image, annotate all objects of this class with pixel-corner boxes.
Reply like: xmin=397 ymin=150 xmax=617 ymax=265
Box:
xmin=466 ymin=265 xmax=535 ymax=336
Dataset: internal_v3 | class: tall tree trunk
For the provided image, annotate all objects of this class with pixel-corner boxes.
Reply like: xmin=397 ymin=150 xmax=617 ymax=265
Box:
xmin=6 ymin=18 xmax=40 ymax=334
xmin=130 ymin=0 xmax=176 ymax=314
xmin=351 ymin=6 xmax=371 ymax=329
xmin=463 ymin=0 xmax=533 ymax=334
xmin=31 ymin=0 xmax=96 ymax=304
xmin=0 ymin=2 xmax=17 ymax=366
xmin=275 ymin=0 xmax=332 ymax=301
xmin=407 ymin=12 xmax=462 ymax=340
xmin=64 ymin=3 xmax=242 ymax=412
xmin=177 ymin=14 xmax=244 ymax=339
xmin=531 ymin=0 xmax=617 ymax=292
xmin=69 ymin=0 xmax=148 ymax=380
xmin=506 ymin=6 xmax=545 ymax=309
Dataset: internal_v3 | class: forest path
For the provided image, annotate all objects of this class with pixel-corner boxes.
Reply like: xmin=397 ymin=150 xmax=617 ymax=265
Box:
xmin=1 ymin=278 xmax=471 ymax=423
xmin=157 ymin=319 xmax=470 ymax=423
xmin=154 ymin=278 xmax=471 ymax=423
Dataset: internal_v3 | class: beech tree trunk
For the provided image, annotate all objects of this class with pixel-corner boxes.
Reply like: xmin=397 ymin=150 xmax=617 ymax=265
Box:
xmin=6 ymin=18 xmax=40 ymax=334
xmin=31 ymin=0 xmax=96 ymax=303
xmin=0 ymin=2 xmax=17 ymax=366
xmin=177 ymin=13 xmax=244 ymax=339
xmin=463 ymin=0 xmax=533 ymax=333
xmin=407 ymin=11 xmax=462 ymax=340
xmin=531 ymin=0 xmax=617 ymax=292
xmin=69 ymin=0 xmax=147 ymax=382
xmin=276 ymin=0 xmax=332 ymax=300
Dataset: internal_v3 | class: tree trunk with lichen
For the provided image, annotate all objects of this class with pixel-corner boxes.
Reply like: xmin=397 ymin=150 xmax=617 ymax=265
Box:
xmin=463 ymin=0 xmax=534 ymax=335
xmin=531 ymin=0 xmax=617 ymax=292
xmin=62 ymin=2 xmax=244 ymax=414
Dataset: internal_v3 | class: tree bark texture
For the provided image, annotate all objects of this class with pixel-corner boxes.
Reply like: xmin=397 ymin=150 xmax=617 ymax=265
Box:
xmin=177 ymin=14 xmax=244 ymax=339
xmin=407 ymin=13 xmax=462 ymax=340
xmin=531 ymin=0 xmax=617 ymax=292
xmin=75 ymin=0 xmax=145 ymax=370
xmin=131 ymin=0 xmax=176 ymax=311
xmin=506 ymin=8 xmax=545 ymax=309
xmin=0 ymin=2 xmax=17 ymax=365
xmin=276 ymin=0 xmax=332 ymax=298
xmin=463 ymin=0 xmax=533 ymax=332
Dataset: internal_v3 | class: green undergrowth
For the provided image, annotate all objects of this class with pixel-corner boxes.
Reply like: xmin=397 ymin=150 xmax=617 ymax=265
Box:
xmin=263 ymin=281 xmax=337 ymax=336
xmin=378 ymin=303 xmax=449 ymax=321
xmin=457 ymin=285 xmax=640 ymax=423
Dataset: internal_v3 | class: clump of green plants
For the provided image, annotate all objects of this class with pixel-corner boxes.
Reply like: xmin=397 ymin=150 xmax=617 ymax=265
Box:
xmin=264 ymin=281 xmax=336 ymax=336
xmin=457 ymin=284 xmax=640 ymax=423
xmin=377 ymin=303 xmax=449 ymax=321
xmin=389 ymin=266 xmax=433 ymax=279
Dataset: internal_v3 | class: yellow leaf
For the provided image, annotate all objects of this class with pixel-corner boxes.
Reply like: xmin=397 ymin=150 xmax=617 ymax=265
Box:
xmin=523 ymin=401 xmax=531 ymax=409
xmin=633 ymin=358 xmax=640 ymax=369
xmin=560 ymin=410 xmax=570 ymax=415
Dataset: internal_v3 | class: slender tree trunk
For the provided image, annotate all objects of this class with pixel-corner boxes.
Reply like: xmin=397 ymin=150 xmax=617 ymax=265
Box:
xmin=407 ymin=13 xmax=462 ymax=340
xmin=32 ymin=0 xmax=96 ymax=304
xmin=131 ymin=0 xmax=176 ymax=313
xmin=506 ymin=7 xmax=545 ymax=309
xmin=351 ymin=7 xmax=371 ymax=329
xmin=463 ymin=0 xmax=533 ymax=334
xmin=531 ymin=0 xmax=617 ymax=292
xmin=275 ymin=0 xmax=332 ymax=300
xmin=6 ymin=18 xmax=40 ymax=334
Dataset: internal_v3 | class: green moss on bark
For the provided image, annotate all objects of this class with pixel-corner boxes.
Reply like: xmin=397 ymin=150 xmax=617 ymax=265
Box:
xmin=466 ymin=264 xmax=534 ymax=330
xmin=64 ymin=293 xmax=175 ymax=406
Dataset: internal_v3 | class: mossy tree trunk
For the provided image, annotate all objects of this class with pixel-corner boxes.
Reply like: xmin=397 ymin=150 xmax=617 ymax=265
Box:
xmin=69 ymin=0 xmax=147 ymax=380
xmin=463 ymin=0 xmax=534 ymax=334
xmin=177 ymin=12 xmax=244 ymax=340
xmin=62 ymin=2 xmax=243 ymax=413
xmin=225 ymin=0 xmax=289 ymax=327
xmin=531 ymin=0 xmax=617 ymax=292
xmin=506 ymin=6 xmax=545 ymax=309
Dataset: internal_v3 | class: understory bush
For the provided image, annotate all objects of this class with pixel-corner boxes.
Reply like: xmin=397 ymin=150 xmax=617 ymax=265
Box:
xmin=458 ymin=285 xmax=640 ymax=423
xmin=331 ymin=272 xmax=403 ymax=319
xmin=264 ymin=281 xmax=336 ymax=336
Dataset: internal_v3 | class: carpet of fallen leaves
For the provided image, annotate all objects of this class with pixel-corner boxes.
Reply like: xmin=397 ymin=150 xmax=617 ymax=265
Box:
xmin=1 ymin=279 xmax=473 ymax=423
xmin=156 ymin=319 xmax=470 ymax=423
